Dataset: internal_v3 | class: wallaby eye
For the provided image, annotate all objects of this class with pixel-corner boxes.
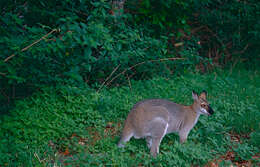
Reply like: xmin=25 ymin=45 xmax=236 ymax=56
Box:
xmin=201 ymin=104 xmax=206 ymax=108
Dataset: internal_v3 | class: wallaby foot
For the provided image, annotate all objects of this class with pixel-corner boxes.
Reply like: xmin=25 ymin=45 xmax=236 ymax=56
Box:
xmin=117 ymin=142 xmax=125 ymax=148
xmin=146 ymin=136 xmax=152 ymax=148
xmin=150 ymin=137 xmax=161 ymax=157
xmin=179 ymin=131 xmax=188 ymax=144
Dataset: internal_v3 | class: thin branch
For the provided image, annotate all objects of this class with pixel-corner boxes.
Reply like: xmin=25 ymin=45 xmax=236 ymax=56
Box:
xmin=34 ymin=152 xmax=46 ymax=163
xmin=229 ymin=58 xmax=240 ymax=75
xmin=0 ymin=72 xmax=6 ymax=76
xmin=105 ymin=57 xmax=185 ymax=88
xmin=97 ymin=64 xmax=121 ymax=92
xmin=4 ymin=29 xmax=58 ymax=62
xmin=0 ymin=88 xmax=10 ymax=103
xmin=204 ymin=26 xmax=225 ymax=48
xmin=190 ymin=26 xmax=205 ymax=34
xmin=126 ymin=73 xmax=132 ymax=91
xmin=231 ymin=44 xmax=249 ymax=56
xmin=174 ymin=42 xmax=184 ymax=47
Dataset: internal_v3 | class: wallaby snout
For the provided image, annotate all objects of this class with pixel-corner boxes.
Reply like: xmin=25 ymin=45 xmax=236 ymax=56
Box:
xmin=118 ymin=91 xmax=214 ymax=157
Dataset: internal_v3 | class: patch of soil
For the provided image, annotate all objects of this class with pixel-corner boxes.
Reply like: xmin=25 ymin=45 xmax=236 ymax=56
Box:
xmin=58 ymin=121 xmax=122 ymax=156
xmin=205 ymin=132 xmax=258 ymax=167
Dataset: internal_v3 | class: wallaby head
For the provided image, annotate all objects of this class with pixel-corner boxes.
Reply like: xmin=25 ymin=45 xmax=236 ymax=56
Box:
xmin=192 ymin=90 xmax=214 ymax=116
xmin=118 ymin=90 xmax=214 ymax=157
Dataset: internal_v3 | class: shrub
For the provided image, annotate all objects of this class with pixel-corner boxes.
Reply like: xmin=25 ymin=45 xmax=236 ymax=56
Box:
xmin=0 ymin=1 xmax=177 ymax=113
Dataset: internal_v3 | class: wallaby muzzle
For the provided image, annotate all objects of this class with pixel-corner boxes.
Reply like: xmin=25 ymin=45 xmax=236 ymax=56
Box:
xmin=208 ymin=106 xmax=214 ymax=115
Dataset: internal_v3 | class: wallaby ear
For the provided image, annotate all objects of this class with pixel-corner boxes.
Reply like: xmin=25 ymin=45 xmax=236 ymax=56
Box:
xmin=200 ymin=90 xmax=207 ymax=99
xmin=192 ymin=90 xmax=199 ymax=101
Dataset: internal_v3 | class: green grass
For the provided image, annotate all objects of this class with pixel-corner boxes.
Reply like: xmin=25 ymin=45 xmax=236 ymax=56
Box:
xmin=0 ymin=69 xmax=259 ymax=166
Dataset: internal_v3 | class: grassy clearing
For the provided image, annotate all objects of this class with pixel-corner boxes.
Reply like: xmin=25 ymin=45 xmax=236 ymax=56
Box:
xmin=0 ymin=69 xmax=259 ymax=166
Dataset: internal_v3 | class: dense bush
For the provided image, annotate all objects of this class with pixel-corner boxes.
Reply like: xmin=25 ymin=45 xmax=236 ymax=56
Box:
xmin=132 ymin=0 xmax=260 ymax=67
xmin=0 ymin=1 xmax=183 ymax=112
xmin=193 ymin=0 xmax=260 ymax=65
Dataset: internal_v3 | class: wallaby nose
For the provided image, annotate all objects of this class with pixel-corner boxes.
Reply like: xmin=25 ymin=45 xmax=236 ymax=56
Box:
xmin=208 ymin=106 xmax=214 ymax=115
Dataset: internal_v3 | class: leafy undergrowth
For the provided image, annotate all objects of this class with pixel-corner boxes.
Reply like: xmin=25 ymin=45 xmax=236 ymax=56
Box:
xmin=0 ymin=69 xmax=259 ymax=166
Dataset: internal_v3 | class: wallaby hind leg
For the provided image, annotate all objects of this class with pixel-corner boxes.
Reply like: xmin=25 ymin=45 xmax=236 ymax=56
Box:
xmin=149 ymin=119 xmax=169 ymax=157
xmin=150 ymin=136 xmax=165 ymax=157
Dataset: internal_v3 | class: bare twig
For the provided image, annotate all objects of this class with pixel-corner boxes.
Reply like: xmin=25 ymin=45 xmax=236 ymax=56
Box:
xmin=227 ymin=44 xmax=249 ymax=75
xmin=34 ymin=152 xmax=46 ymax=163
xmin=0 ymin=88 xmax=10 ymax=103
xmin=190 ymin=26 xmax=205 ymax=34
xmin=97 ymin=64 xmax=121 ymax=92
xmin=0 ymin=72 xmax=6 ymax=76
xmin=126 ymin=73 xmax=132 ymax=91
xmin=214 ymin=72 xmax=217 ymax=81
xmin=128 ymin=72 xmax=136 ymax=79
xmin=12 ymin=85 xmax=15 ymax=99
xmin=4 ymin=29 xmax=58 ymax=62
xmin=174 ymin=42 xmax=184 ymax=47
xmin=111 ymin=0 xmax=126 ymax=16
xmin=229 ymin=58 xmax=240 ymax=75
xmin=231 ymin=44 xmax=249 ymax=56
xmin=105 ymin=57 xmax=185 ymax=88
xmin=204 ymin=26 xmax=226 ymax=48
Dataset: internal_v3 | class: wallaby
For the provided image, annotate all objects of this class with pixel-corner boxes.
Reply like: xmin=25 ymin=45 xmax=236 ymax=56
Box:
xmin=118 ymin=90 xmax=214 ymax=157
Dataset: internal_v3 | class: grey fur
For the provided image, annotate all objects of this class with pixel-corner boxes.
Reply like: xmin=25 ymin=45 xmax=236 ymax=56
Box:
xmin=118 ymin=91 xmax=214 ymax=157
